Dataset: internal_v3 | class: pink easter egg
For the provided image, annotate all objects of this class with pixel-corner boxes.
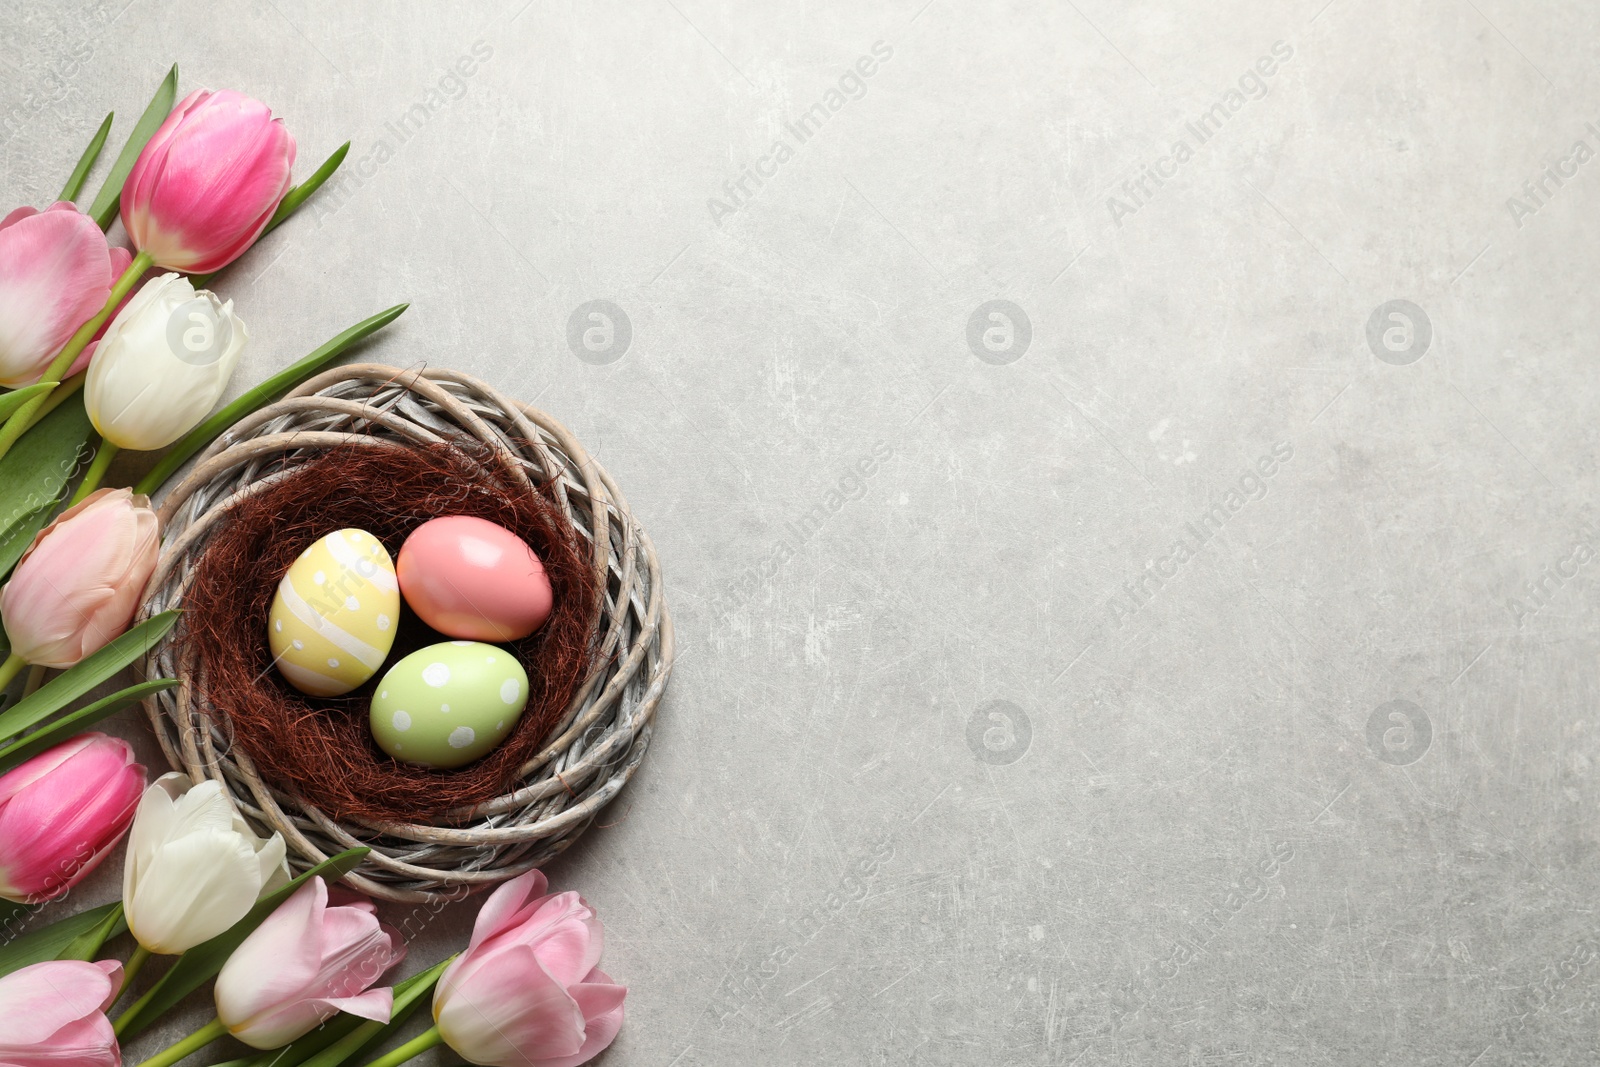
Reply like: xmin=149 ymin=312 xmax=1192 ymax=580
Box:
xmin=396 ymin=516 xmax=553 ymax=641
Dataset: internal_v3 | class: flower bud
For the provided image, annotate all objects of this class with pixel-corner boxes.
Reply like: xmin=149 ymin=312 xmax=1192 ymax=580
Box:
xmin=121 ymin=88 xmax=295 ymax=274
xmin=0 ymin=487 xmax=160 ymax=668
xmin=435 ymin=870 xmax=626 ymax=1067
xmin=216 ymin=877 xmax=405 ymax=1049
xmin=123 ymin=773 xmax=289 ymax=955
xmin=0 ymin=734 xmax=145 ymax=903
xmin=84 ymin=272 xmax=247 ymax=451
xmin=0 ymin=202 xmax=122 ymax=388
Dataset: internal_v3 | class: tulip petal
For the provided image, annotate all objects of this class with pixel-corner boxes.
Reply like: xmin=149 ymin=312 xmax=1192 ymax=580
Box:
xmin=317 ymin=986 xmax=393 ymax=1023
xmin=538 ymin=972 xmax=627 ymax=1067
xmin=468 ymin=868 xmax=549 ymax=951
xmin=127 ymin=828 xmax=270 ymax=954
xmin=0 ymin=205 xmax=112 ymax=387
xmin=0 ymin=1013 xmax=122 ymax=1066
xmin=0 ymin=738 xmax=142 ymax=900
xmin=437 ymin=944 xmax=586 ymax=1065
xmin=0 ymin=960 xmax=119 ymax=1045
xmin=215 ymin=878 xmax=325 ymax=1031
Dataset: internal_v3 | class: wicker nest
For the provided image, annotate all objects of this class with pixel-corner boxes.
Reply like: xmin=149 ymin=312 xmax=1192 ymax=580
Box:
xmin=139 ymin=364 xmax=672 ymax=903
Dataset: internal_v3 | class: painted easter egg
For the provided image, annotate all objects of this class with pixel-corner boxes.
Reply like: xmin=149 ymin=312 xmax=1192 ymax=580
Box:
xmin=268 ymin=528 xmax=400 ymax=697
xmin=396 ymin=516 xmax=553 ymax=642
xmin=369 ymin=641 xmax=530 ymax=769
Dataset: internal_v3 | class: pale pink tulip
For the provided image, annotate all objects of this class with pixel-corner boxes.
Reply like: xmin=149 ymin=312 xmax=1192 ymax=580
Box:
xmin=215 ymin=877 xmax=406 ymax=1050
xmin=0 ymin=488 xmax=160 ymax=668
xmin=0 ymin=734 xmax=145 ymax=903
xmin=0 ymin=202 xmax=120 ymax=388
xmin=434 ymin=871 xmax=626 ymax=1067
xmin=121 ymin=89 xmax=296 ymax=274
xmin=0 ymin=959 xmax=123 ymax=1067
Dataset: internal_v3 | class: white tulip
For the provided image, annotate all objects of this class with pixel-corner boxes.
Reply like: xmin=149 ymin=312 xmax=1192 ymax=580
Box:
xmin=84 ymin=272 xmax=248 ymax=451
xmin=123 ymin=773 xmax=289 ymax=955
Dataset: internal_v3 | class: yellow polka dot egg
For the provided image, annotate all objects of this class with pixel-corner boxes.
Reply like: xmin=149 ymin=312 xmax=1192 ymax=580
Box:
xmin=267 ymin=528 xmax=400 ymax=697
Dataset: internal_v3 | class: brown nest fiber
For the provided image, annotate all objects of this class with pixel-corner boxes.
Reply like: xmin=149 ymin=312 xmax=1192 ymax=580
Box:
xmin=141 ymin=365 xmax=673 ymax=903
xmin=183 ymin=441 xmax=598 ymax=824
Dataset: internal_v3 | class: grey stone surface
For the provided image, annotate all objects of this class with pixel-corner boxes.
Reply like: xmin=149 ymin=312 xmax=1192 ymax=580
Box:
xmin=4 ymin=0 xmax=1600 ymax=1062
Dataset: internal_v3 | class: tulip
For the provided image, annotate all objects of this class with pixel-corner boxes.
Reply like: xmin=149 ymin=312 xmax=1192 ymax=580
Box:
xmin=0 ymin=201 xmax=122 ymax=388
xmin=213 ymin=877 xmax=405 ymax=1048
xmin=357 ymin=871 xmax=624 ymax=1067
xmin=121 ymin=88 xmax=296 ymax=275
xmin=123 ymin=772 xmax=289 ymax=957
xmin=0 ymin=488 xmax=160 ymax=683
xmin=83 ymin=272 xmax=248 ymax=452
xmin=0 ymin=734 xmax=145 ymax=903
xmin=0 ymin=959 xmax=123 ymax=1067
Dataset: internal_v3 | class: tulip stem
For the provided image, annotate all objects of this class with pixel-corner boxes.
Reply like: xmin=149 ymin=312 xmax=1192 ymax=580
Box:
xmin=0 ymin=250 xmax=151 ymax=465
xmin=131 ymin=1016 xmax=226 ymax=1067
xmin=0 ymin=654 xmax=23 ymax=693
xmin=121 ymin=944 xmax=152 ymax=989
xmin=67 ymin=439 xmax=119 ymax=506
xmin=358 ymin=1026 xmax=444 ymax=1067
xmin=20 ymin=665 xmax=46 ymax=697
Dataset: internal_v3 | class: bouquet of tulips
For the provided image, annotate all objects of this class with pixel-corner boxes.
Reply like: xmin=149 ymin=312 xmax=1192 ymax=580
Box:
xmin=0 ymin=67 xmax=627 ymax=1066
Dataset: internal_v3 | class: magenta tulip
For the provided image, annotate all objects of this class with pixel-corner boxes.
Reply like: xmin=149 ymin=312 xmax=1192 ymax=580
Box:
xmin=0 ymin=734 xmax=145 ymax=903
xmin=0 ymin=959 xmax=123 ymax=1066
xmin=0 ymin=202 xmax=122 ymax=388
xmin=432 ymin=871 xmax=626 ymax=1067
xmin=0 ymin=487 xmax=160 ymax=669
xmin=215 ymin=877 xmax=406 ymax=1049
xmin=120 ymin=88 xmax=296 ymax=274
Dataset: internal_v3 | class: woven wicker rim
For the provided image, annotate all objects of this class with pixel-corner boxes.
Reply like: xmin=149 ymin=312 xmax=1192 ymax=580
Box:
xmin=139 ymin=363 xmax=672 ymax=903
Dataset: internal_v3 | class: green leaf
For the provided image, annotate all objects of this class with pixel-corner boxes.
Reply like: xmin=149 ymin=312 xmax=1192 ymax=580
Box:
xmin=0 ymin=499 xmax=55 ymax=586
xmin=0 ymin=384 xmax=58 ymax=426
xmin=0 ymin=901 xmax=125 ymax=979
xmin=116 ymin=847 xmax=371 ymax=1040
xmin=56 ymin=902 xmax=128 ymax=963
xmin=0 ymin=393 xmax=92 ymax=567
xmin=60 ymin=113 xmax=113 ymax=203
xmin=134 ymin=304 xmax=409 ymax=496
xmin=0 ymin=612 xmax=179 ymax=744
xmin=88 ymin=64 xmax=178 ymax=230
xmin=290 ymin=957 xmax=453 ymax=1067
xmin=0 ymin=679 xmax=178 ymax=774
xmin=191 ymin=142 xmax=350 ymax=288
xmin=265 ymin=141 xmax=350 ymax=239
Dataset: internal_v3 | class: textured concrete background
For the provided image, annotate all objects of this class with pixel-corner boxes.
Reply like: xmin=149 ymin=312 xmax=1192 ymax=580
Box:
xmin=4 ymin=0 xmax=1600 ymax=1063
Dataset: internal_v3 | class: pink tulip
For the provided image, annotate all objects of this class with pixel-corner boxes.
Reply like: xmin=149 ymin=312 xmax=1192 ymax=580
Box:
xmin=215 ymin=877 xmax=406 ymax=1050
xmin=434 ymin=871 xmax=626 ymax=1067
xmin=0 ymin=202 xmax=121 ymax=388
xmin=121 ymin=89 xmax=296 ymax=274
xmin=0 ymin=734 xmax=145 ymax=903
xmin=0 ymin=959 xmax=124 ymax=1067
xmin=0 ymin=488 xmax=160 ymax=668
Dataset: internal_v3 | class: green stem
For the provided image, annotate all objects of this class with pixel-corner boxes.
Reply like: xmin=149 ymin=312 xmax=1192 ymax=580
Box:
xmin=132 ymin=1016 xmax=226 ymax=1067
xmin=20 ymin=665 xmax=45 ymax=697
xmin=121 ymin=943 xmax=152 ymax=989
xmin=22 ymin=372 xmax=85 ymax=434
xmin=0 ymin=250 xmax=151 ymax=465
xmin=0 ymin=654 xmax=24 ymax=692
xmin=358 ymin=1026 xmax=444 ymax=1067
xmin=114 ymin=975 xmax=160 ymax=1037
xmin=67 ymin=439 xmax=118 ymax=506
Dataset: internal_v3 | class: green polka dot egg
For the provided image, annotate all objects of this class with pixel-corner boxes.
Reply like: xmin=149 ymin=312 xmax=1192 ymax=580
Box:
xmin=268 ymin=529 xmax=400 ymax=697
xmin=370 ymin=641 xmax=530 ymax=769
